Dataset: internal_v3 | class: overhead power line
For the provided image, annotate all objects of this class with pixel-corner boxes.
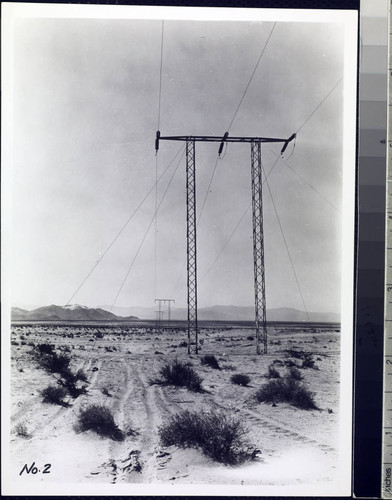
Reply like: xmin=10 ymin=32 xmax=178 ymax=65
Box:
xmin=269 ymin=149 xmax=340 ymax=212
xmin=200 ymin=157 xmax=279 ymax=283
xmin=227 ymin=22 xmax=276 ymax=132
xmin=295 ymin=77 xmax=342 ymax=135
xmin=263 ymin=166 xmax=311 ymax=323
xmin=65 ymin=144 xmax=185 ymax=306
xmin=197 ymin=155 xmax=220 ymax=227
xmin=155 ymin=20 xmax=165 ymax=300
xmin=157 ymin=20 xmax=165 ymax=131
xmin=110 ymin=147 xmax=185 ymax=311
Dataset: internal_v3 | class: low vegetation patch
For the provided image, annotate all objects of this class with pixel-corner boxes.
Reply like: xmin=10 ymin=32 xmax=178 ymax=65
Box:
xmin=41 ymin=385 xmax=68 ymax=406
xmin=14 ymin=422 xmax=31 ymax=439
xmin=255 ymin=377 xmax=317 ymax=410
xmin=285 ymin=349 xmax=317 ymax=369
xmin=101 ymin=386 xmax=112 ymax=397
xmin=200 ymin=355 xmax=220 ymax=370
xmin=75 ymin=368 xmax=88 ymax=382
xmin=34 ymin=345 xmax=88 ymax=399
xmin=59 ymin=375 xmax=87 ymax=398
xmin=267 ymin=364 xmax=281 ymax=379
xmin=159 ymin=410 xmax=258 ymax=465
xmin=287 ymin=366 xmax=303 ymax=381
xmin=154 ymin=359 xmax=204 ymax=392
xmin=36 ymin=343 xmax=55 ymax=355
xmin=36 ymin=349 xmax=71 ymax=376
xmin=231 ymin=373 xmax=251 ymax=386
xmin=78 ymin=405 xmax=125 ymax=441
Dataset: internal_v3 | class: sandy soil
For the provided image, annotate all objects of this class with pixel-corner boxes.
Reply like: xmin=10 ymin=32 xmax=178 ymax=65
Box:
xmin=7 ymin=323 xmax=345 ymax=493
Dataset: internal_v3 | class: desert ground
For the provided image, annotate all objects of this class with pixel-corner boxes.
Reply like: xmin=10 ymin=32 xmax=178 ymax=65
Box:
xmin=8 ymin=321 xmax=343 ymax=490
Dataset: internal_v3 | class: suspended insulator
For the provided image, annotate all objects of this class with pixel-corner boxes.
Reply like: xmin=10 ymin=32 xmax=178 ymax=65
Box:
xmin=280 ymin=133 xmax=296 ymax=155
xmin=155 ymin=130 xmax=161 ymax=152
xmin=218 ymin=131 xmax=229 ymax=156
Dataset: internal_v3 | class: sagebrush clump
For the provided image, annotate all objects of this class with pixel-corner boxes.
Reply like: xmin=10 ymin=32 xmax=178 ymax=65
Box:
xmin=255 ymin=377 xmax=317 ymax=410
xmin=155 ymin=359 xmax=204 ymax=392
xmin=231 ymin=373 xmax=251 ymax=386
xmin=34 ymin=344 xmax=88 ymax=400
xmin=285 ymin=349 xmax=317 ymax=369
xmin=159 ymin=409 xmax=258 ymax=465
xmin=14 ymin=422 xmax=31 ymax=439
xmin=41 ymin=385 xmax=68 ymax=406
xmin=267 ymin=364 xmax=281 ymax=379
xmin=287 ymin=366 xmax=303 ymax=381
xmin=78 ymin=404 xmax=125 ymax=441
xmin=200 ymin=355 xmax=220 ymax=370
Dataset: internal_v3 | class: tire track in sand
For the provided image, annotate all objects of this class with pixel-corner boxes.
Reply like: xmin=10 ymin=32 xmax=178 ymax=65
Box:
xmin=91 ymin=358 xmax=179 ymax=483
xmin=206 ymin=396 xmax=336 ymax=455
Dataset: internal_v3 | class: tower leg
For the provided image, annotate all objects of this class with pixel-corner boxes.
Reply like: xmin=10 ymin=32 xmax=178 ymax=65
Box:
xmin=251 ymin=140 xmax=267 ymax=354
xmin=186 ymin=139 xmax=198 ymax=354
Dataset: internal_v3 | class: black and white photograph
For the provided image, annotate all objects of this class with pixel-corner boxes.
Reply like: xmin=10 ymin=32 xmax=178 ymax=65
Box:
xmin=2 ymin=3 xmax=357 ymax=496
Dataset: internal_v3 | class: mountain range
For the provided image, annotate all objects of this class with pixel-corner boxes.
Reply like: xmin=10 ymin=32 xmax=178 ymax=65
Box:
xmin=100 ymin=304 xmax=340 ymax=323
xmin=11 ymin=304 xmax=138 ymax=322
xmin=11 ymin=304 xmax=339 ymax=323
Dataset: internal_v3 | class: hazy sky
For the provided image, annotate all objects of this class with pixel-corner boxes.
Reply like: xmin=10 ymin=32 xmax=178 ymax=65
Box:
xmin=7 ymin=8 xmax=356 ymax=313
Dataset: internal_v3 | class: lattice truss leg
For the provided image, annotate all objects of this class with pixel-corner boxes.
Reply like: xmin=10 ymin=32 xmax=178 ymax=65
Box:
xmin=186 ymin=139 xmax=199 ymax=354
xmin=251 ymin=140 xmax=267 ymax=354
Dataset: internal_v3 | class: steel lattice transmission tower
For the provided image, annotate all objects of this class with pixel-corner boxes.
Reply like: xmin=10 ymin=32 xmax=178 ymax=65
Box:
xmin=251 ymin=140 xmax=267 ymax=354
xmin=155 ymin=131 xmax=295 ymax=354
xmin=186 ymin=140 xmax=199 ymax=353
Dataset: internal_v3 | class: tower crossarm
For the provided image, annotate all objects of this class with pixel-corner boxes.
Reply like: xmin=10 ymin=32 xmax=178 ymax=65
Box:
xmin=158 ymin=134 xmax=294 ymax=144
xmin=155 ymin=131 xmax=295 ymax=156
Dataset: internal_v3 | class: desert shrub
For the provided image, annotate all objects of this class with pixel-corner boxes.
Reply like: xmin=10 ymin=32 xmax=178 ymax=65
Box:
xmin=267 ymin=364 xmax=281 ymax=379
xmin=11 ymin=340 xmax=19 ymax=346
xmin=284 ymin=359 xmax=299 ymax=368
xmin=36 ymin=343 xmax=55 ymax=355
xmin=37 ymin=351 xmax=71 ymax=376
xmin=302 ymin=353 xmax=317 ymax=369
xmin=284 ymin=349 xmax=317 ymax=370
xmin=95 ymin=331 xmax=104 ymax=339
xmin=201 ymin=355 xmax=220 ymax=370
xmin=41 ymin=385 xmax=68 ymax=406
xmin=178 ymin=341 xmax=188 ymax=348
xmin=101 ymin=386 xmax=112 ymax=397
xmin=78 ymin=405 xmax=124 ymax=441
xmin=60 ymin=374 xmax=87 ymax=398
xmin=75 ymin=368 xmax=88 ymax=382
xmin=287 ymin=366 xmax=303 ymax=381
xmin=14 ymin=422 xmax=31 ymax=438
xmin=285 ymin=348 xmax=306 ymax=359
xmin=247 ymin=336 xmax=254 ymax=341
xmin=231 ymin=373 xmax=251 ymax=386
xmin=156 ymin=359 xmax=203 ymax=392
xmin=255 ymin=377 xmax=317 ymax=410
xmin=159 ymin=410 xmax=257 ymax=465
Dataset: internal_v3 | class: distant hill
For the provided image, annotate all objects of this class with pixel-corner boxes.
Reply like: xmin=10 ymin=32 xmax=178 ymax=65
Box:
xmin=101 ymin=304 xmax=340 ymax=323
xmin=11 ymin=304 xmax=139 ymax=322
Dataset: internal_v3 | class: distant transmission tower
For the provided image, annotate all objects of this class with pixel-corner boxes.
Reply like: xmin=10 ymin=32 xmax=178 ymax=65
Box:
xmin=155 ymin=298 xmax=175 ymax=330
xmin=155 ymin=131 xmax=295 ymax=354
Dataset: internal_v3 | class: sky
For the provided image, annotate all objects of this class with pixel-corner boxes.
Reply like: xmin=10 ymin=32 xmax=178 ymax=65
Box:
xmin=6 ymin=7 xmax=357 ymax=313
